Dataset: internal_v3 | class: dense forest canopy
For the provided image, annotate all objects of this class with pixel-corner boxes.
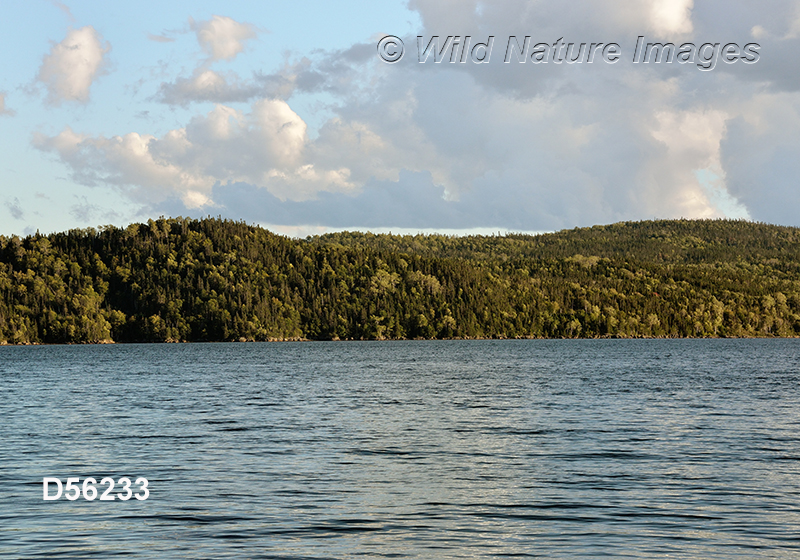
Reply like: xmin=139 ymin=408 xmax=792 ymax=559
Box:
xmin=310 ymin=220 xmax=800 ymax=264
xmin=1 ymin=217 xmax=799 ymax=344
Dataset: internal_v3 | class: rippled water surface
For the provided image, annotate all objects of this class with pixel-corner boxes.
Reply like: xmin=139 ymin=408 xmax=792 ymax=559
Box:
xmin=2 ymin=340 xmax=800 ymax=558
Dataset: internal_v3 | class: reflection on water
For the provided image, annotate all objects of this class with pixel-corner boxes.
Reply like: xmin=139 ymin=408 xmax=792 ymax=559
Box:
xmin=1 ymin=340 xmax=799 ymax=558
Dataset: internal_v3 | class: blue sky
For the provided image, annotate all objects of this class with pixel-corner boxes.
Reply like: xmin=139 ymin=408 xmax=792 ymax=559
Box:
xmin=2 ymin=1 xmax=799 ymax=237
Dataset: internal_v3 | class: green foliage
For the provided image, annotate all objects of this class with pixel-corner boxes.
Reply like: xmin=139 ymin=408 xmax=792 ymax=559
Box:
xmin=1 ymin=217 xmax=799 ymax=343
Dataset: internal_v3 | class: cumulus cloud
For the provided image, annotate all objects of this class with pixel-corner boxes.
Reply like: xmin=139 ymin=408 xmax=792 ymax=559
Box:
xmin=37 ymin=26 xmax=109 ymax=105
xmin=33 ymin=1 xmax=800 ymax=229
xmin=0 ymin=93 xmax=14 ymax=116
xmin=207 ymin=174 xmax=459 ymax=228
xmin=721 ymin=91 xmax=800 ymax=226
xmin=154 ymin=15 xmax=273 ymax=105
xmin=190 ymin=15 xmax=257 ymax=61
xmin=645 ymin=108 xmax=729 ymax=218
xmin=156 ymin=13 xmax=376 ymax=107
xmin=34 ymin=100 xmax=355 ymax=209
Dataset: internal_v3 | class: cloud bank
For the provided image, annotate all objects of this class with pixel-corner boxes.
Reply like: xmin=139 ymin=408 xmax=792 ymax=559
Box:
xmin=34 ymin=99 xmax=355 ymax=210
xmin=35 ymin=1 xmax=800 ymax=230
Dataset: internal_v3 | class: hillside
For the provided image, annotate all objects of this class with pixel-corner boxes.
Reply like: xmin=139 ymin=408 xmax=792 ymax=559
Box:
xmin=310 ymin=219 xmax=800 ymax=264
xmin=1 ymin=218 xmax=799 ymax=343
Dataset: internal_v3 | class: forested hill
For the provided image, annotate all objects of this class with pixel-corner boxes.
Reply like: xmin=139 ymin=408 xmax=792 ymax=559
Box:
xmin=311 ymin=219 xmax=800 ymax=264
xmin=1 ymin=217 xmax=799 ymax=344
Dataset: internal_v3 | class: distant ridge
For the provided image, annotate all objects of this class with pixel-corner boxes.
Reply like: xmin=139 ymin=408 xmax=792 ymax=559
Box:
xmin=310 ymin=219 xmax=800 ymax=264
xmin=1 ymin=218 xmax=799 ymax=343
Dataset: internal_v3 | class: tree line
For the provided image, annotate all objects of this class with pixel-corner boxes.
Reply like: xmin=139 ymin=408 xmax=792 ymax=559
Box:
xmin=1 ymin=217 xmax=799 ymax=344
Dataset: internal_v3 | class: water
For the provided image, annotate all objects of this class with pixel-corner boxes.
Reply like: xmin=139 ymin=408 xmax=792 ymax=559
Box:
xmin=1 ymin=340 xmax=799 ymax=558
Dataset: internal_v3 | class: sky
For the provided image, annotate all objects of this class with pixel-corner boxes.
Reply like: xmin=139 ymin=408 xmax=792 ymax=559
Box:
xmin=1 ymin=0 xmax=799 ymax=238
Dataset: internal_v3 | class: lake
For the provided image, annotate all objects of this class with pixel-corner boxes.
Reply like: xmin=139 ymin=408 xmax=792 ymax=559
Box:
xmin=2 ymin=340 xmax=799 ymax=558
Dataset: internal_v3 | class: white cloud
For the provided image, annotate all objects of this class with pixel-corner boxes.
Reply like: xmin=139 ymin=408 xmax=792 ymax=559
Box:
xmin=721 ymin=91 xmax=800 ymax=225
xmin=751 ymin=25 xmax=768 ymax=39
xmin=158 ymin=68 xmax=241 ymax=105
xmin=190 ymin=15 xmax=257 ymax=61
xmin=154 ymin=16 xmax=284 ymax=105
xmin=649 ymin=0 xmax=694 ymax=37
xmin=34 ymin=100 xmax=356 ymax=209
xmin=34 ymin=126 xmax=214 ymax=208
xmin=32 ymin=1 xmax=800 ymax=229
xmin=37 ymin=26 xmax=109 ymax=105
xmin=647 ymin=109 xmax=729 ymax=218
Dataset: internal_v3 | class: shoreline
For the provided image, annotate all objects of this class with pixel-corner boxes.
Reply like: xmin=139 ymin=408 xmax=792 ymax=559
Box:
xmin=2 ymin=334 xmax=798 ymax=346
